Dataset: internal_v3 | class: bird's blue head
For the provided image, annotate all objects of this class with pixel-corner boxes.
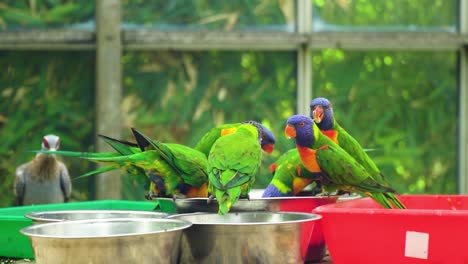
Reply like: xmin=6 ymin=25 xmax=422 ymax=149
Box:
xmin=310 ymin=97 xmax=334 ymax=130
xmin=262 ymin=184 xmax=292 ymax=197
xmin=285 ymin=114 xmax=316 ymax=147
xmin=243 ymin=120 xmax=276 ymax=154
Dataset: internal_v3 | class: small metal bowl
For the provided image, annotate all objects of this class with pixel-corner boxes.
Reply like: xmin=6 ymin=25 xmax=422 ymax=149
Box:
xmin=25 ymin=210 xmax=168 ymax=224
xmin=169 ymin=212 xmax=321 ymax=264
xmin=20 ymin=218 xmax=191 ymax=264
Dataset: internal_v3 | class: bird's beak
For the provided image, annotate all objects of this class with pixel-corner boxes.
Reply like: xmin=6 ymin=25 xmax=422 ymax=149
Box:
xmin=284 ymin=124 xmax=296 ymax=139
xmin=313 ymin=106 xmax=323 ymax=123
xmin=261 ymin=144 xmax=274 ymax=154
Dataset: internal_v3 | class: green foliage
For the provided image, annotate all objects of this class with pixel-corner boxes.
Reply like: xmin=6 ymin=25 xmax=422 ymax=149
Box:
xmin=122 ymin=0 xmax=294 ymax=30
xmin=0 ymin=0 xmax=94 ymax=30
xmin=313 ymin=0 xmax=456 ymax=29
xmin=0 ymin=51 xmax=95 ymax=207
xmin=313 ymin=50 xmax=457 ymax=194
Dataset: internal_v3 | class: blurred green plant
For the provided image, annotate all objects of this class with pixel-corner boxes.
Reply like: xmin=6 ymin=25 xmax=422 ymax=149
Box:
xmin=122 ymin=0 xmax=294 ymax=31
xmin=313 ymin=50 xmax=457 ymax=194
xmin=313 ymin=0 xmax=456 ymax=29
xmin=0 ymin=0 xmax=94 ymax=30
xmin=0 ymin=51 xmax=95 ymax=207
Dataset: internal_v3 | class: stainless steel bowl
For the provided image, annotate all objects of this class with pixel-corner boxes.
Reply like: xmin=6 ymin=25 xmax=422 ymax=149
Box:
xmin=155 ymin=196 xmax=337 ymax=262
xmin=170 ymin=212 xmax=321 ymax=264
xmin=25 ymin=210 xmax=168 ymax=224
xmin=20 ymin=218 xmax=191 ymax=264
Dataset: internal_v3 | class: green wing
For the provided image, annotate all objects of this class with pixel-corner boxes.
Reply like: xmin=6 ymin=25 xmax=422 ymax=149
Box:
xmin=315 ymin=144 xmax=393 ymax=192
xmin=130 ymin=129 xmax=208 ymax=188
xmin=194 ymin=123 xmax=241 ymax=156
xmin=335 ymin=122 xmax=390 ymax=185
xmin=207 ymin=124 xmax=262 ymax=214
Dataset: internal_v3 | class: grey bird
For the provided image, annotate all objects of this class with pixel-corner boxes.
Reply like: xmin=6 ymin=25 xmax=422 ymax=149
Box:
xmin=14 ymin=134 xmax=72 ymax=206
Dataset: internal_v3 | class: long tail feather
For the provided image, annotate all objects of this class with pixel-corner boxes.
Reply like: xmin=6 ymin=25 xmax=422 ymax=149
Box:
xmin=367 ymin=192 xmax=393 ymax=209
xmin=385 ymin=193 xmax=407 ymax=209
xmin=34 ymin=150 xmax=119 ymax=159
xmin=98 ymin=134 xmax=139 ymax=155
xmin=72 ymin=165 xmax=118 ymax=180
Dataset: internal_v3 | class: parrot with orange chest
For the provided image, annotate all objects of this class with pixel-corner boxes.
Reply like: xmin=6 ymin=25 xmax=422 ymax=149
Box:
xmin=262 ymin=149 xmax=322 ymax=197
xmin=285 ymin=114 xmax=406 ymax=209
xmin=310 ymin=97 xmax=392 ymax=187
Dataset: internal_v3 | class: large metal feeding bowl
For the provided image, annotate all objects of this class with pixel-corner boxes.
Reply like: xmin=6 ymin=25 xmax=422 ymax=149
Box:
xmin=156 ymin=196 xmax=338 ymax=262
xmin=170 ymin=212 xmax=321 ymax=264
xmin=25 ymin=210 xmax=168 ymax=224
xmin=20 ymin=218 xmax=191 ymax=264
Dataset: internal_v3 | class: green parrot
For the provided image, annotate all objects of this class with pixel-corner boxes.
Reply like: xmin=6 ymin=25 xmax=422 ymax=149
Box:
xmin=310 ymin=97 xmax=392 ymax=187
xmin=39 ymin=128 xmax=209 ymax=199
xmin=194 ymin=121 xmax=276 ymax=156
xmin=262 ymin=149 xmax=322 ymax=197
xmin=207 ymin=123 xmax=262 ymax=215
xmin=285 ymin=114 xmax=406 ymax=209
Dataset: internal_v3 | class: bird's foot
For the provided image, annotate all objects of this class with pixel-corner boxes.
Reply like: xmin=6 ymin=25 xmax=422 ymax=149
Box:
xmin=240 ymin=194 xmax=250 ymax=201
xmin=145 ymin=191 xmax=156 ymax=200
xmin=207 ymin=194 xmax=215 ymax=204
xmin=315 ymin=192 xmax=331 ymax=197
xmin=172 ymin=193 xmax=186 ymax=202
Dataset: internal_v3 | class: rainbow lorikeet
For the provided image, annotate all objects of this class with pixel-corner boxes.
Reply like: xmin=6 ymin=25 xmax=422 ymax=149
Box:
xmin=195 ymin=121 xmax=276 ymax=156
xmin=262 ymin=149 xmax=322 ymax=197
xmin=285 ymin=114 xmax=406 ymax=209
xmin=39 ymin=128 xmax=209 ymax=199
xmin=207 ymin=123 xmax=263 ymax=215
xmin=310 ymin=97 xmax=394 ymax=188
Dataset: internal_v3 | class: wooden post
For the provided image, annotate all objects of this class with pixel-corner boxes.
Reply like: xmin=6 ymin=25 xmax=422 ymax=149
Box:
xmin=296 ymin=0 xmax=312 ymax=115
xmin=459 ymin=0 xmax=468 ymax=194
xmin=95 ymin=0 xmax=122 ymax=199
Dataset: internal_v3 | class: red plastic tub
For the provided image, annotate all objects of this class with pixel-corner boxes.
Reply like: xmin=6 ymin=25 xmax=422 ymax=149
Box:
xmin=314 ymin=195 xmax=468 ymax=264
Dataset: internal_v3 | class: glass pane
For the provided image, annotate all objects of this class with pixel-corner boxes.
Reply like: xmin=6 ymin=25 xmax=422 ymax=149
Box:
xmin=313 ymin=0 xmax=457 ymax=32
xmin=0 ymin=51 xmax=95 ymax=207
xmin=0 ymin=1 xmax=95 ymax=30
xmin=122 ymin=0 xmax=295 ymax=32
xmin=312 ymin=50 xmax=457 ymax=194
xmin=121 ymin=51 xmax=297 ymax=197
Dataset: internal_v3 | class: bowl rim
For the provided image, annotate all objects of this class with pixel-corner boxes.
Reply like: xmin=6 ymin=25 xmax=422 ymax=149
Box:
xmin=20 ymin=218 xmax=192 ymax=239
xmin=25 ymin=210 xmax=169 ymax=222
xmin=155 ymin=196 xmax=340 ymax=202
xmin=314 ymin=194 xmax=468 ymax=216
xmin=168 ymin=211 xmax=322 ymax=226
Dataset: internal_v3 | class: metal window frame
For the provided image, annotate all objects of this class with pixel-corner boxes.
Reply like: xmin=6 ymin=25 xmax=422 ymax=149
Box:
xmin=0 ymin=0 xmax=466 ymax=195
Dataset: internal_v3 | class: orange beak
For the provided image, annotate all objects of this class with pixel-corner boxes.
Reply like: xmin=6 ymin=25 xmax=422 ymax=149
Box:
xmin=284 ymin=124 xmax=296 ymax=139
xmin=261 ymin=144 xmax=274 ymax=154
xmin=313 ymin=106 xmax=323 ymax=123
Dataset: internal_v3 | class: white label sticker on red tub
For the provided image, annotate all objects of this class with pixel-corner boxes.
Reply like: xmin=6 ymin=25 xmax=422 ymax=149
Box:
xmin=405 ymin=231 xmax=429 ymax=259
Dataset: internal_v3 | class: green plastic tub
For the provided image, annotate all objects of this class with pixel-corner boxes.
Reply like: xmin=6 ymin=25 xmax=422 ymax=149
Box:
xmin=0 ymin=199 xmax=176 ymax=258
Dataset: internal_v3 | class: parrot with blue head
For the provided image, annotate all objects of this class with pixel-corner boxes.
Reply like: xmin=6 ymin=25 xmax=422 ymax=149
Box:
xmin=310 ymin=97 xmax=397 ymax=190
xmin=285 ymin=114 xmax=406 ymax=209
xmin=262 ymin=149 xmax=322 ymax=197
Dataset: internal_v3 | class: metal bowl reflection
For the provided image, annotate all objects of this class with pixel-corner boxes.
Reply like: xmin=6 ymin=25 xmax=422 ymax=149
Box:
xmin=20 ymin=218 xmax=191 ymax=264
xmin=25 ymin=210 xmax=168 ymax=224
xmin=169 ymin=212 xmax=321 ymax=264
